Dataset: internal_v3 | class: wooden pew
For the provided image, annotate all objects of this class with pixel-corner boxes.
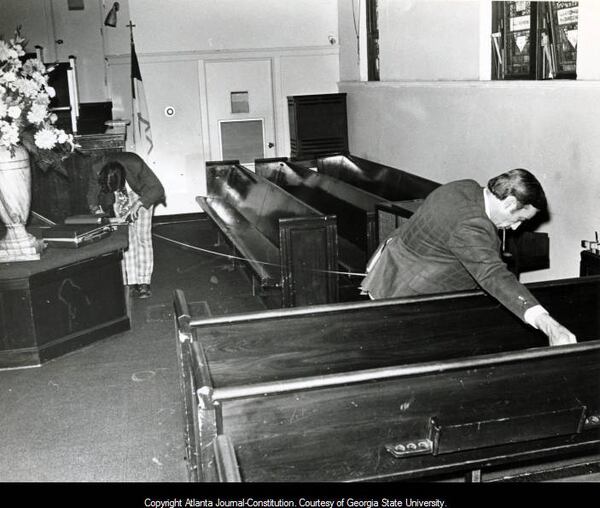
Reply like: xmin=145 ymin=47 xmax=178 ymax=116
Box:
xmin=315 ymin=153 xmax=549 ymax=276
xmin=197 ymin=160 xmax=338 ymax=307
xmin=316 ymin=152 xmax=440 ymax=201
xmin=255 ymin=157 xmax=389 ymax=274
xmin=314 ymin=153 xmax=440 ymax=250
xmin=174 ymin=275 xmax=600 ymax=482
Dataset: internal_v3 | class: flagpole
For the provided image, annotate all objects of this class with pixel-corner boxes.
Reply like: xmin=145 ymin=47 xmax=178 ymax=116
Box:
xmin=127 ymin=22 xmax=154 ymax=160
xmin=127 ymin=20 xmax=137 ymax=147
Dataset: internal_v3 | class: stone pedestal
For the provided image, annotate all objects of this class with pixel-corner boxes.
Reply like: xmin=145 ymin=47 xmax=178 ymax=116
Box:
xmin=0 ymin=146 xmax=41 ymax=262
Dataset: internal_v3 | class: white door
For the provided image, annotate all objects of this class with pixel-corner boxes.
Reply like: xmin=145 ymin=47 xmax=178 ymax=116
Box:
xmin=205 ymin=59 xmax=277 ymax=165
xmin=50 ymin=0 xmax=107 ymax=103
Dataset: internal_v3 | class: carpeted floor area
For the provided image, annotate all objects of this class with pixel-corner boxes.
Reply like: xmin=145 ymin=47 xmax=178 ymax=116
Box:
xmin=0 ymin=216 xmax=266 ymax=482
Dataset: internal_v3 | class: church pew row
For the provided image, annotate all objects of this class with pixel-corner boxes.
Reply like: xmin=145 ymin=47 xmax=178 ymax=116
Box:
xmin=173 ymin=275 xmax=600 ymax=482
xmin=255 ymin=157 xmax=389 ymax=273
xmin=315 ymin=152 xmax=549 ymax=276
xmin=197 ymin=160 xmax=338 ymax=307
xmin=315 ymin=152 xmax=440 ymax=202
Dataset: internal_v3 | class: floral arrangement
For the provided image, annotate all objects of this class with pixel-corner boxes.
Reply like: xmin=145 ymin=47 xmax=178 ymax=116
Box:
xmin=0 ymin=28 xmax=75 ymax=175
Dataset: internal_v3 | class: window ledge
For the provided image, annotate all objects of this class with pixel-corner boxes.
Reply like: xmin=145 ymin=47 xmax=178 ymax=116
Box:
xmin=339 ymin=80 xmax=600 ymax=90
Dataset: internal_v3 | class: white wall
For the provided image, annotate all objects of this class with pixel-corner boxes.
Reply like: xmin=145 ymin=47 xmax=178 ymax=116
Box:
xmin=338 ymin=0 xmax=600 ymax=283
xmin=338 ymin=0 xmax=362 ymax=81
xmin=378 ymin=0 xmax=480 ymax=81
xmin=129 ymin=0 xmax=338 ymax=53
xmin=102 ymin=0 xmax=340 ymax=215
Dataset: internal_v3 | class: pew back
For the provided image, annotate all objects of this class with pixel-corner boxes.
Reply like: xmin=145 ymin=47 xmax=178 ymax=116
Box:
xmin=200 ymin=161 xmax=339 ymax=307
xmin=316 ymin=153 xmax=440 ymax=201
xmin=256 ymin=157 xmax=388 ymax=270
xmin=316 ymin=154 xmax=549 ymax=275
xmin=175 ymin=275 xmax=600 ymax=482
xmin=206 ymin=161 xmax=325 ymax=246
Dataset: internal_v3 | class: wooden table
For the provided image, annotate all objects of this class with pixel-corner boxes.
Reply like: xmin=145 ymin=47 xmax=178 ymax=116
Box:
xmin=0 ymin=227 xmax=130 ymax=369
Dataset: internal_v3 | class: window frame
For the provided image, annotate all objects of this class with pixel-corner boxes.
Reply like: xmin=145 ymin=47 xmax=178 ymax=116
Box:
xmin=491 ymin=1 xmax=578 ymax=81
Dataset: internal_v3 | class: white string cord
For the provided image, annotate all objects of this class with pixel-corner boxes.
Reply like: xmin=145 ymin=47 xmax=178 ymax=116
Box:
xmin=152 ymin=232 xmax=367 ymax=277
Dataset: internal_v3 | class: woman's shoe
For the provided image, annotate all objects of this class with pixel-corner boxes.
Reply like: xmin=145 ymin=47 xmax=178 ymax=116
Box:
xmin=137 ymin=284 xmax=152 ymax=299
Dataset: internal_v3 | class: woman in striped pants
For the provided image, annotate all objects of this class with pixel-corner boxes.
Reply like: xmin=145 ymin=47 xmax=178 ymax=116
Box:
xmin=88 ymin=152 xmax=165 ymax=298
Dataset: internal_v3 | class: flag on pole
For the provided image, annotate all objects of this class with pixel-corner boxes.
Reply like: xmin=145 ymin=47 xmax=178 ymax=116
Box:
xmin=131 ymin=36 xmax=154 ymax=159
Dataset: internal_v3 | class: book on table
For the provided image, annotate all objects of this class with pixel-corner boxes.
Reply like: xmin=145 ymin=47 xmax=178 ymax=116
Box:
xmin=42 ymin=223 xmax=112 ymax=248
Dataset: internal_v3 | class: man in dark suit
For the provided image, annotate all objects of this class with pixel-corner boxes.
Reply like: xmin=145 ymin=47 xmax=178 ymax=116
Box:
xmin=360 ymin=168 xmax=576 ymax=347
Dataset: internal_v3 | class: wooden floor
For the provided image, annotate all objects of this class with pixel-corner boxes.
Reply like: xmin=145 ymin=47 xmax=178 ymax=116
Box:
xmin=0 ymin=215 xmax=598 ymax=483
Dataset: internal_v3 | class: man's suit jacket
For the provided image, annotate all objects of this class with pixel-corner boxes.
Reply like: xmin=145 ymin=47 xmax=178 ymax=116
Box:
xmin=87 ymin=151 xmax=165 ymax=210
xmin=360 ymin=179 xmax=540 ymax=322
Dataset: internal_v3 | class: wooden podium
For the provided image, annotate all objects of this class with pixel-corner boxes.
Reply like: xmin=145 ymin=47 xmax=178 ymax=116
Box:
xmin=0 ymin=228 xmax=130 ymax=369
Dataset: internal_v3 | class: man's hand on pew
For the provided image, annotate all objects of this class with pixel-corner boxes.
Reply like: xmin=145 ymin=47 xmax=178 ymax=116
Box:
xmin=534 ymin=313 xmax=578 ymax=347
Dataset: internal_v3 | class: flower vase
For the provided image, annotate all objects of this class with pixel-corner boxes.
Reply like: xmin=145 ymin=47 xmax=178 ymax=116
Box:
xmin=0 ymin=145 xmax=42 ymax=261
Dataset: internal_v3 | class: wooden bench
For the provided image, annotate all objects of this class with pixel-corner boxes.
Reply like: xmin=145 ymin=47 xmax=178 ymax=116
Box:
xmin=174 ymin=275 xmax=600 ymax=482
xmin=316 ymin=152 xmax=440 ymax=201
xmin=255 ymin=157 xmax=389 ymax=274
xmin=197 ymin=160 xmax=339 ymax=307
xmin=316 ymin=153 xmax=549 ymax=276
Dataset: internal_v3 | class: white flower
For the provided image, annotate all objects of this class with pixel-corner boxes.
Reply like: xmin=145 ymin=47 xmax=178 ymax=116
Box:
xmin=22 ymin=59 xmax=45 ymax=76
xmin=1 ymin=71 xmax=17 ymax=83
xmin=0 ymin=29 xmax=73 ymax=159
xmin=15 ymin=77 xmax=40 ymax=98
xmin=27 ymin=103 xmax=47 ymax=124
xmin=0 ymin=122 xmax=20 ymax=147
xmin=34 ymin=127 xmax=58 ymax=150
xmin=0 ymin=41 xmax=11 ymax=61
xmin=32 ymin=71 xmax=45 ymax=84
xmin=35 ymin=93 xmax=51 ymax=106
xmin=7 ymin=106 xmax=22 ymax=119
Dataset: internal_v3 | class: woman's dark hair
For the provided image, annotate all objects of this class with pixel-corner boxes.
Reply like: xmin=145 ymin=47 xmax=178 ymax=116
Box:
xmin=487 ymin=168 xmax=547 ymax=211
xmin=98 ymin=161 xmax=126 ymax=193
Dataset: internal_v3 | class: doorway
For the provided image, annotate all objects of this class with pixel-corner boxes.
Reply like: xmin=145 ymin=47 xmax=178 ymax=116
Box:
xmin=204 ymin=59 xmax=277 ymax=167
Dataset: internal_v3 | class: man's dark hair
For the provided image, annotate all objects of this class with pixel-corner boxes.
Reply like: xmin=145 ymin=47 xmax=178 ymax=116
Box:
xmin=98 ymin=161 xmax=126 ymax=193
xmin=487 ymin=168 xmax=547 ymax=211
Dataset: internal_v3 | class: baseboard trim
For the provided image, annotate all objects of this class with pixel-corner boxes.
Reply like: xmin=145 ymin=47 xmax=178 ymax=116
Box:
xmin=153 ymin=212 xmax=207 ymax=225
